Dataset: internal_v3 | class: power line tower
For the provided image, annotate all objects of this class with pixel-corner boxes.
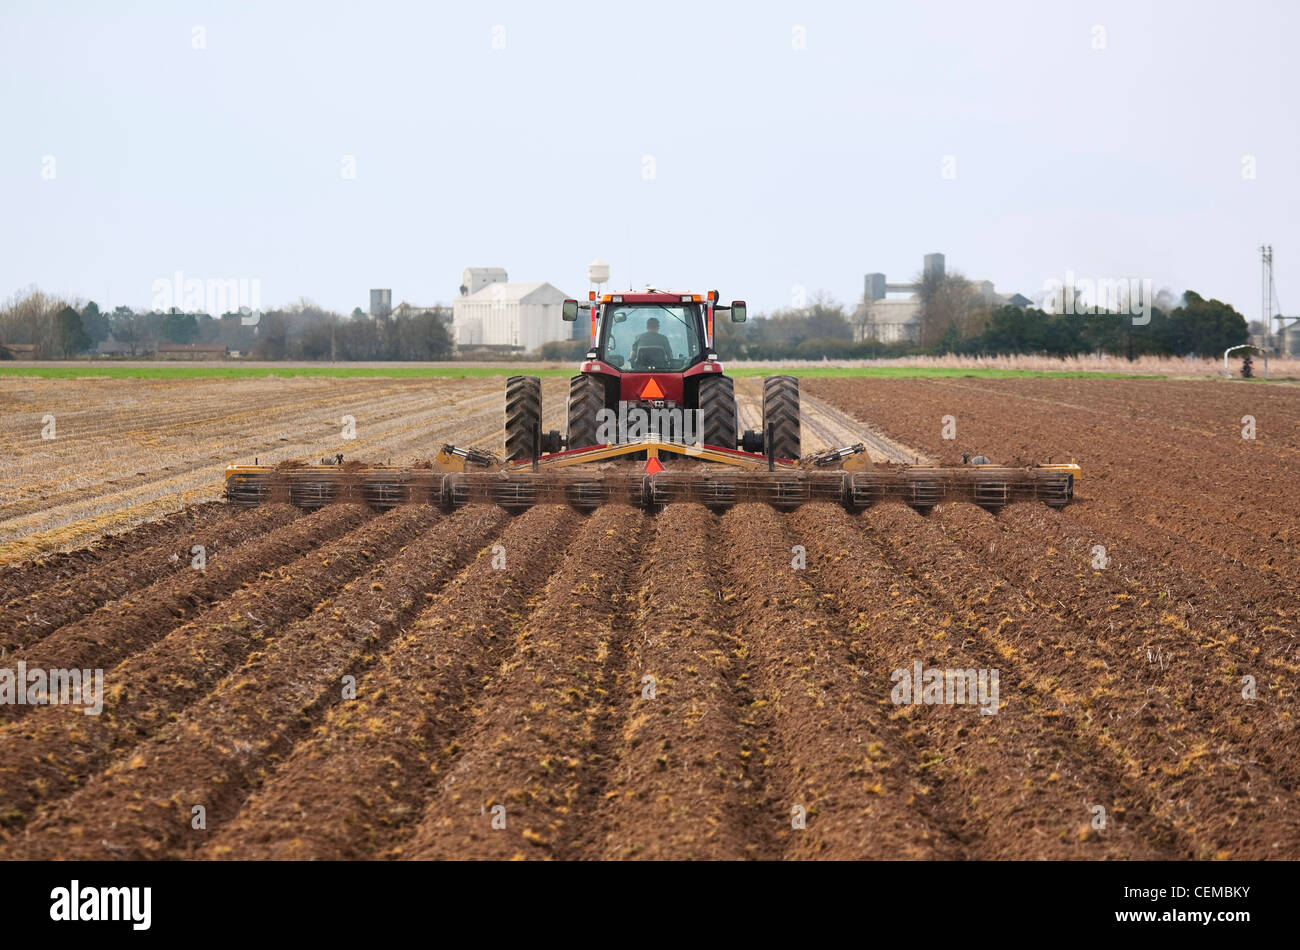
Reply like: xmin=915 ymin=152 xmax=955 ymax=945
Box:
xmin=1260 ymin=244 xmax=1274 ymax=352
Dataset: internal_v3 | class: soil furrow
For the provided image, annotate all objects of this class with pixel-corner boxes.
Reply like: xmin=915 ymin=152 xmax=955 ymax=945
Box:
xmin=833 ymin=503 xmax=1186 ymax=858
xmin=934 ymin=503 xmax=1300 ymax=833
xmin=862 ymin=502 xmax=1300 ymax=859
xmin=0 ymin=502 xmax=231 ymax=605
xmin=0 ymin=504 xmax=420 ymax=840
xmin=202 ymin=504 xmax=584 ymax=860
xmin=593 ymin=504 xmax=776 ymax=859
xmin=397 ymin=505 xmax=646 ymax=861
xmin=1 ymin=504 xmax=369 ymax=724
xmin=0 ymin=504 xmax=299 ymax=653
xmin=716 ymin=503 xmax=960 ymax=859
xmin=5 ymin=506 xmax=507 ymax=860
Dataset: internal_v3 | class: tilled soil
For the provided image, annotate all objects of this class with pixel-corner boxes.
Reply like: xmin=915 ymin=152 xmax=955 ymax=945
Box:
xmin=0 ymin=504 xmax=301 ymax=655
xmin=1 ymin=377 xmax=1297 ymax=859
xmin=0 ymin=502 xmax=231 ymax=604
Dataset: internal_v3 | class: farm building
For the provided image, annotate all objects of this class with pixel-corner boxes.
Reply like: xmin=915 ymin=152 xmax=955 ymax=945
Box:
xmin=156 ymin=343 xmax=229 ymax=360
xmin=0 ymin=342 xmax=40 ymax=359
xmin=858 ymin=299 xmax=925 ymax=345
xmin=1281 ymin=318 xmax=1300 ymax=356
xmin=369 ymin=288 xmax=392 ymax=318
xmin=452 ymin=268 xmax=572 ymax=352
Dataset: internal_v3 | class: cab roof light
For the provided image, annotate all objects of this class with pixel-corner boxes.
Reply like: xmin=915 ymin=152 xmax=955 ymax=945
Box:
xmin=680 ymin=295 xmax=692 ymax=302
xmin=589 ymin=291 xmax=596 ymax=302
xmin=611 ymin=295 xmax=623 ymax=303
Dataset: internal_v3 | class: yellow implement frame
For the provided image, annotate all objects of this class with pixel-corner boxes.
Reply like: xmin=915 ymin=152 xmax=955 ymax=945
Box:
xmin=504 ymin=439 xmax=798 ymax=471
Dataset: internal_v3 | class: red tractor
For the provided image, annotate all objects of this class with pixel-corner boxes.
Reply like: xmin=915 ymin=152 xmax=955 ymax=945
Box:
xmin=227 ymin=289 xmax=1080 ymax=514
xmin=504 ymin=290 xmax=800 ymax=463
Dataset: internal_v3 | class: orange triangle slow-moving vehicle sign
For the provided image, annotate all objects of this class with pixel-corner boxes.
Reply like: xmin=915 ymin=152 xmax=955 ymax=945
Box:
xmin=640 ymin=377 xmax=665 ymax=400
xmin=645 ymin=456 xmax=664 ymax=475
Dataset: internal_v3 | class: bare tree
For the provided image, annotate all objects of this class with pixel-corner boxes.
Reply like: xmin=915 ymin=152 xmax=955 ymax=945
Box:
xmin=0 ymin=286 xmax=66 ymax=353
xmin=917 ymin=269 xmax=986 ymax=349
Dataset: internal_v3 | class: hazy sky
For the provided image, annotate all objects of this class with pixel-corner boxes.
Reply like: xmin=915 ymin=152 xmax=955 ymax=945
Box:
xmin=3 ymin=0 xmax=1297 ymax=323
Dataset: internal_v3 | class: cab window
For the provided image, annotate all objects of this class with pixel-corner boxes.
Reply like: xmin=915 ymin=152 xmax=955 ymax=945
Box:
xmin=603 ymin=305 xmax=701 ymax=371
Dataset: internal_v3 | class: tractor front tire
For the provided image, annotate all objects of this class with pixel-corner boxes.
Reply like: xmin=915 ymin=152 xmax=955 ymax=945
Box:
xmin=566 ymin=374 xmax=605 ymax=450
xmin=505 ymin=375 xmax=542 ymax=462
xmin=699 ymin=375 xmax=739 ymax=450
xmin=761 ymin=375 xmax=801 ymax=460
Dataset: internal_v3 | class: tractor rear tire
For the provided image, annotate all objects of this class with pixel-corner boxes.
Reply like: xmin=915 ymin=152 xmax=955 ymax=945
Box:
xmin=566 ymin=374 xmax=605 ymax=450
xmin=505 ymin=375 xmax=542 ymax=462
xmin=762 ymin=375 xmax=801 ymax=460
xmin=699 ymin=375 xmax=738 ymax=450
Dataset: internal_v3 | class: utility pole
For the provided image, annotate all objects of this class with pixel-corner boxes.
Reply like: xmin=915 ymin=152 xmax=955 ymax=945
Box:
xmin=1260 ymin=244 xmax=1273 ymax=352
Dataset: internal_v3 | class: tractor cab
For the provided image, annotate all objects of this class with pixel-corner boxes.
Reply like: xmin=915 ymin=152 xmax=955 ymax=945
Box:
xmin=597 ymin=299 xmax=704 ymax=373
xmin=561 ymin=291 xmax=747 ymax=403
xmin=564 ymin=292 xmax=745 ymax=361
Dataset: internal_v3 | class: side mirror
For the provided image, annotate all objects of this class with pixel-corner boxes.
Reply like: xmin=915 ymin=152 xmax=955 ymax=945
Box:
xmin=730 ymin=301 xmax=747 ymax=323
xmin=561 ymin=299 xmax=579 ymax=322
xmin=614 ymin=312 xmax=627 ymax=324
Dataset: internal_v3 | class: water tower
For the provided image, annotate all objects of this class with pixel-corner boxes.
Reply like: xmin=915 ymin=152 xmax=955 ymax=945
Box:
xmin=576 ymin=260 xmax=611 ymax=342
xmin=588 ymin=258 xmax=610 ymax=298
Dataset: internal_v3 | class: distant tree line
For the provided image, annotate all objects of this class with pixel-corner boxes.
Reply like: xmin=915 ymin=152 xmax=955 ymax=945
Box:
xmin=243 ymin=304 xmax=453 ymax=361
xmin=713 ymin=283 xmax=1248 ymax=361
xmin=0 ymin=289 xmax=453 ymax=360
xmin=962 ymin=292 xmax=1248 ymax=358
xmin=1 ymin=281 xmax=1248 ymax=362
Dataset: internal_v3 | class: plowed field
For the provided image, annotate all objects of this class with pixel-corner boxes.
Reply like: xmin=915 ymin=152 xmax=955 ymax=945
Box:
xmin=0 ymin=375 xmax=896 ymax=564
xmin=1 ymin=376 xmax=1297 ymax=860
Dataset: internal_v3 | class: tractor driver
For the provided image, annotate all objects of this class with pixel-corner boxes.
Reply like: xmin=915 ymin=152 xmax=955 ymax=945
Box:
xmin=631 ymin=316 xmax=673 ymax=366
